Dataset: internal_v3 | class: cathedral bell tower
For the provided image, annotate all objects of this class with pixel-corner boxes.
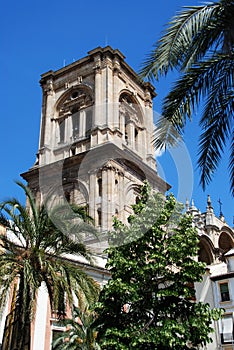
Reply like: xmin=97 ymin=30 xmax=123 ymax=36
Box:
xmin=21 ymin=46 xmax=169 ymax=241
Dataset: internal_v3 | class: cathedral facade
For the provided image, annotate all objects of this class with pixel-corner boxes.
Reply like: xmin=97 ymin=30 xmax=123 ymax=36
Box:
xmin=21 ymin=46 xmax=169 ymax=245
xmin=1 ymin=46 xmax=170 ymax=349
xmin=0 ymin=47 xmax=234 ymax=350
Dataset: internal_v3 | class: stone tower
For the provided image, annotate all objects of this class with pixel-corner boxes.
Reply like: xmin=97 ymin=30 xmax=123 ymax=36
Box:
xmin=21 ymin=46 xmax=169 ymax=245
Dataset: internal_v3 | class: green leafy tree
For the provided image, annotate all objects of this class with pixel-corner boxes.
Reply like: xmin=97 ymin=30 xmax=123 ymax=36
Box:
xmin=52 ymin=305 xmax=101 ymax=350
xmin=0 ymin=181 xmax=100 ymax=350
xmin=140 ymin=0 xmax=234 ymax=194
xmin=96 ymin=183 xmax=222 ymax=349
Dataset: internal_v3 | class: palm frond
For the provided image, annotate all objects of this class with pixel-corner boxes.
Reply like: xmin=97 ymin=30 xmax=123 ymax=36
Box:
xmin=230 ymin=131 xmax=234 ymax=196
xmin=0 ymin=181 xmax=100 ymax=347
xmin=154 ymin=117 xmax=182 ymax=150
xmin=15 ymin=181 xmax=40 ymax=226
xmin=139 ymin=3 xmax=222 ymax=80
xmin=154 ymin=53 xmax=233 ymax=148
xmin=52 ymin=305 xmax=100 ymax=350
xmin=197 ymin=90 xmax=232 ymax=189
xmin=0 ymin=197 xmax=36 ymax=247
xmin=0 ymin=263 xmax=18 ymax=318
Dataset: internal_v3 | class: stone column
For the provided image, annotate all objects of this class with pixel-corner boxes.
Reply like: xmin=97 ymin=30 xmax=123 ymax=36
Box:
xmin=94 ymin=57 xmax=103 ymax=127
xmin=119 ymin=110 xmax=125 ymax=139
xmin=127 ymin=121 xmax=135 ymax=148
xmin=80 ymin=110 xmax=86 ymax=138
xmin=101 ymin=165 xmax=115 ymax=231
xmin=117 ymin=171 xmax=125 ymax=223
xmin=88 ymin=171 xmax=97 ymax=225
xmin=140 ymin=128 xmax=147 ymax=161
xmin=113 ymin=62 xmax=121 ymax=130
xmin=43 ymin=79 xmax=55 ymax=149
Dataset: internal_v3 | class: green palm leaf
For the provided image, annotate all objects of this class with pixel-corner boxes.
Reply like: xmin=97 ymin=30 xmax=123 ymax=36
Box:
xmin=230 ymin=133 xmax=234 ymax=196
xmin=0 ymin=182 xmax=100 ymax=349
xmin=52 ymin=305 xmax=100 ymax=350
xmin=140 ymin=0 xmax=234 ymax=193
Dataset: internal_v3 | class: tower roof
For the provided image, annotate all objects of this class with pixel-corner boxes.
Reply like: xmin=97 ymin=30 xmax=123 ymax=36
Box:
xmin=40 ymin=46 xmax=156 ymax=98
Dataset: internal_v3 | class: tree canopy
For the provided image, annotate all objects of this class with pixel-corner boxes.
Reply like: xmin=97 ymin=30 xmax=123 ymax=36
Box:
xmin=95 ymin=183 xmax=222 ymax=349
xmin=140 ymin=0 xmax=234 ymax=195
xmin=52 ymin=305 xmax=101 ymax=350
xmin=0 ymin=181 xmax=99 ymax=350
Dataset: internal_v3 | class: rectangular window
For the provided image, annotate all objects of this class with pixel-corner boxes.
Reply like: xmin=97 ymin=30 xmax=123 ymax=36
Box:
xmin=52 ymin=329 xmax=63 ymax=343
xmin=51 ymin=320 xmax=65 ymax=349
xmin=72 ymin=111 xmax=80 ymax=137
xmin=221 ymin=314 xmax=234 ymax=344
xmin=85 ymin=109 xmax=92 ymax=136
xmin=220 ymin=282 xmax=230 ymax=302
xmin=98 ymin=178 xmax=102 ymax=197
xmin=97 ymin=208 xmax=102 ymax=226
xmin=59 ymin=119 xmax=65 ymax=143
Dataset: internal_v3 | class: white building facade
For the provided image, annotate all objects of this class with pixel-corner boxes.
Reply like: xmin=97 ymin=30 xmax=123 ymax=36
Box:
xmin=187 ymin=198 xmax=234 ymax=350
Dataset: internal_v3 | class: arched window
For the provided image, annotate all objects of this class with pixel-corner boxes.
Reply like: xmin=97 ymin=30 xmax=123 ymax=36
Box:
xmin=119 ymin=92 xmax=143 ymax=149
xmin=56 ymin=87 xmax=93 ymax=144
xmin=219 ymin=232 xmax=234 ymax=254
xmin=198 ymin=238 xmax=213 ymax=265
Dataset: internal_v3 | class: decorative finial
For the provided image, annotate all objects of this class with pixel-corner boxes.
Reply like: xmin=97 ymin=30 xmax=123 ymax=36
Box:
xmin=207 ymin=194 xmax=212 ymax=207
xmin=206 ymin=195 xmax=214 ymax=213
xmin=218 ymin=198 xmax=224 ymax=219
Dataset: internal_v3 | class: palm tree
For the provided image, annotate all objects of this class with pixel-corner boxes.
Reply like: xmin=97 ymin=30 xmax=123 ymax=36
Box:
xmin=0 ymin=181 xmax=100 ymax=350
xmin=52 ymin=305 xmax=100 ymax=350
xmin=140 ymin=0 xmax=234 ymax=194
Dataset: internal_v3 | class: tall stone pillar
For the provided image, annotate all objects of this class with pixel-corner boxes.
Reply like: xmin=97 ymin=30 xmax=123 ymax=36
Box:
xmin=94 ymin=58 xmax=103 ymax=127
xmin=128 ymin=121 xmax=135 ymax=149
xmin=101 ymin=164 xmax=115 ymax=231
xmin=89 ymin=171 xmax=98 ymax=226
xmin=113 ymin=60 xmax=121 ymax=130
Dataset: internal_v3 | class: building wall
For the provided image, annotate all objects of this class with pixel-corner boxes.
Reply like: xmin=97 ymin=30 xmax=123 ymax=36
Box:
xmin=21 ymin=46 xmax=169 ymax=237
xmin=9 ymin=46 xmax=169 ymax=349
xmin=187 ymin=199 xmax=234 ymax=349
xmin=2 ymin=47 xmax=233 ymax=349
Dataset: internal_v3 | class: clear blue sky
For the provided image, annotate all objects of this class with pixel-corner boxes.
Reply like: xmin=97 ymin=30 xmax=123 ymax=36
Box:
xmin=1 ymin=0 xmax=233 ymax=225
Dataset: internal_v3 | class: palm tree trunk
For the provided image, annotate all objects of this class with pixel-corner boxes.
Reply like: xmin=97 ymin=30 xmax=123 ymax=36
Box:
xmin=1 ymin=283 xmax=17 ymax=350
xmin=3 ymin=277 xmax=31 ymax=350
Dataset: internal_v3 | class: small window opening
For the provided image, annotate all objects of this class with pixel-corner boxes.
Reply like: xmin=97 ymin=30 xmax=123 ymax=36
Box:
xmin=65 ymin=191 xmax=71 ymax=203
xmin=98 ymin=178 xmax=102 ymax=197
xmin=221 ymin=314 xmax=234 ymax=344
xmin=85 ymin=109 xmax=92 ymax=136
xmin=97 ymin=208 xmax=102 ymax=226
xmin=220 ymin=283 xmax=230 ymax=302
xmin=135 ymin=128 xmax=138 ymax=150
xmin=59 ymin=119 xmax=65 ymax=143
xmin=72 ymin=107 xmax=80 ymax=137
xmin=71 ymin=91 xmax=79 ymax=99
